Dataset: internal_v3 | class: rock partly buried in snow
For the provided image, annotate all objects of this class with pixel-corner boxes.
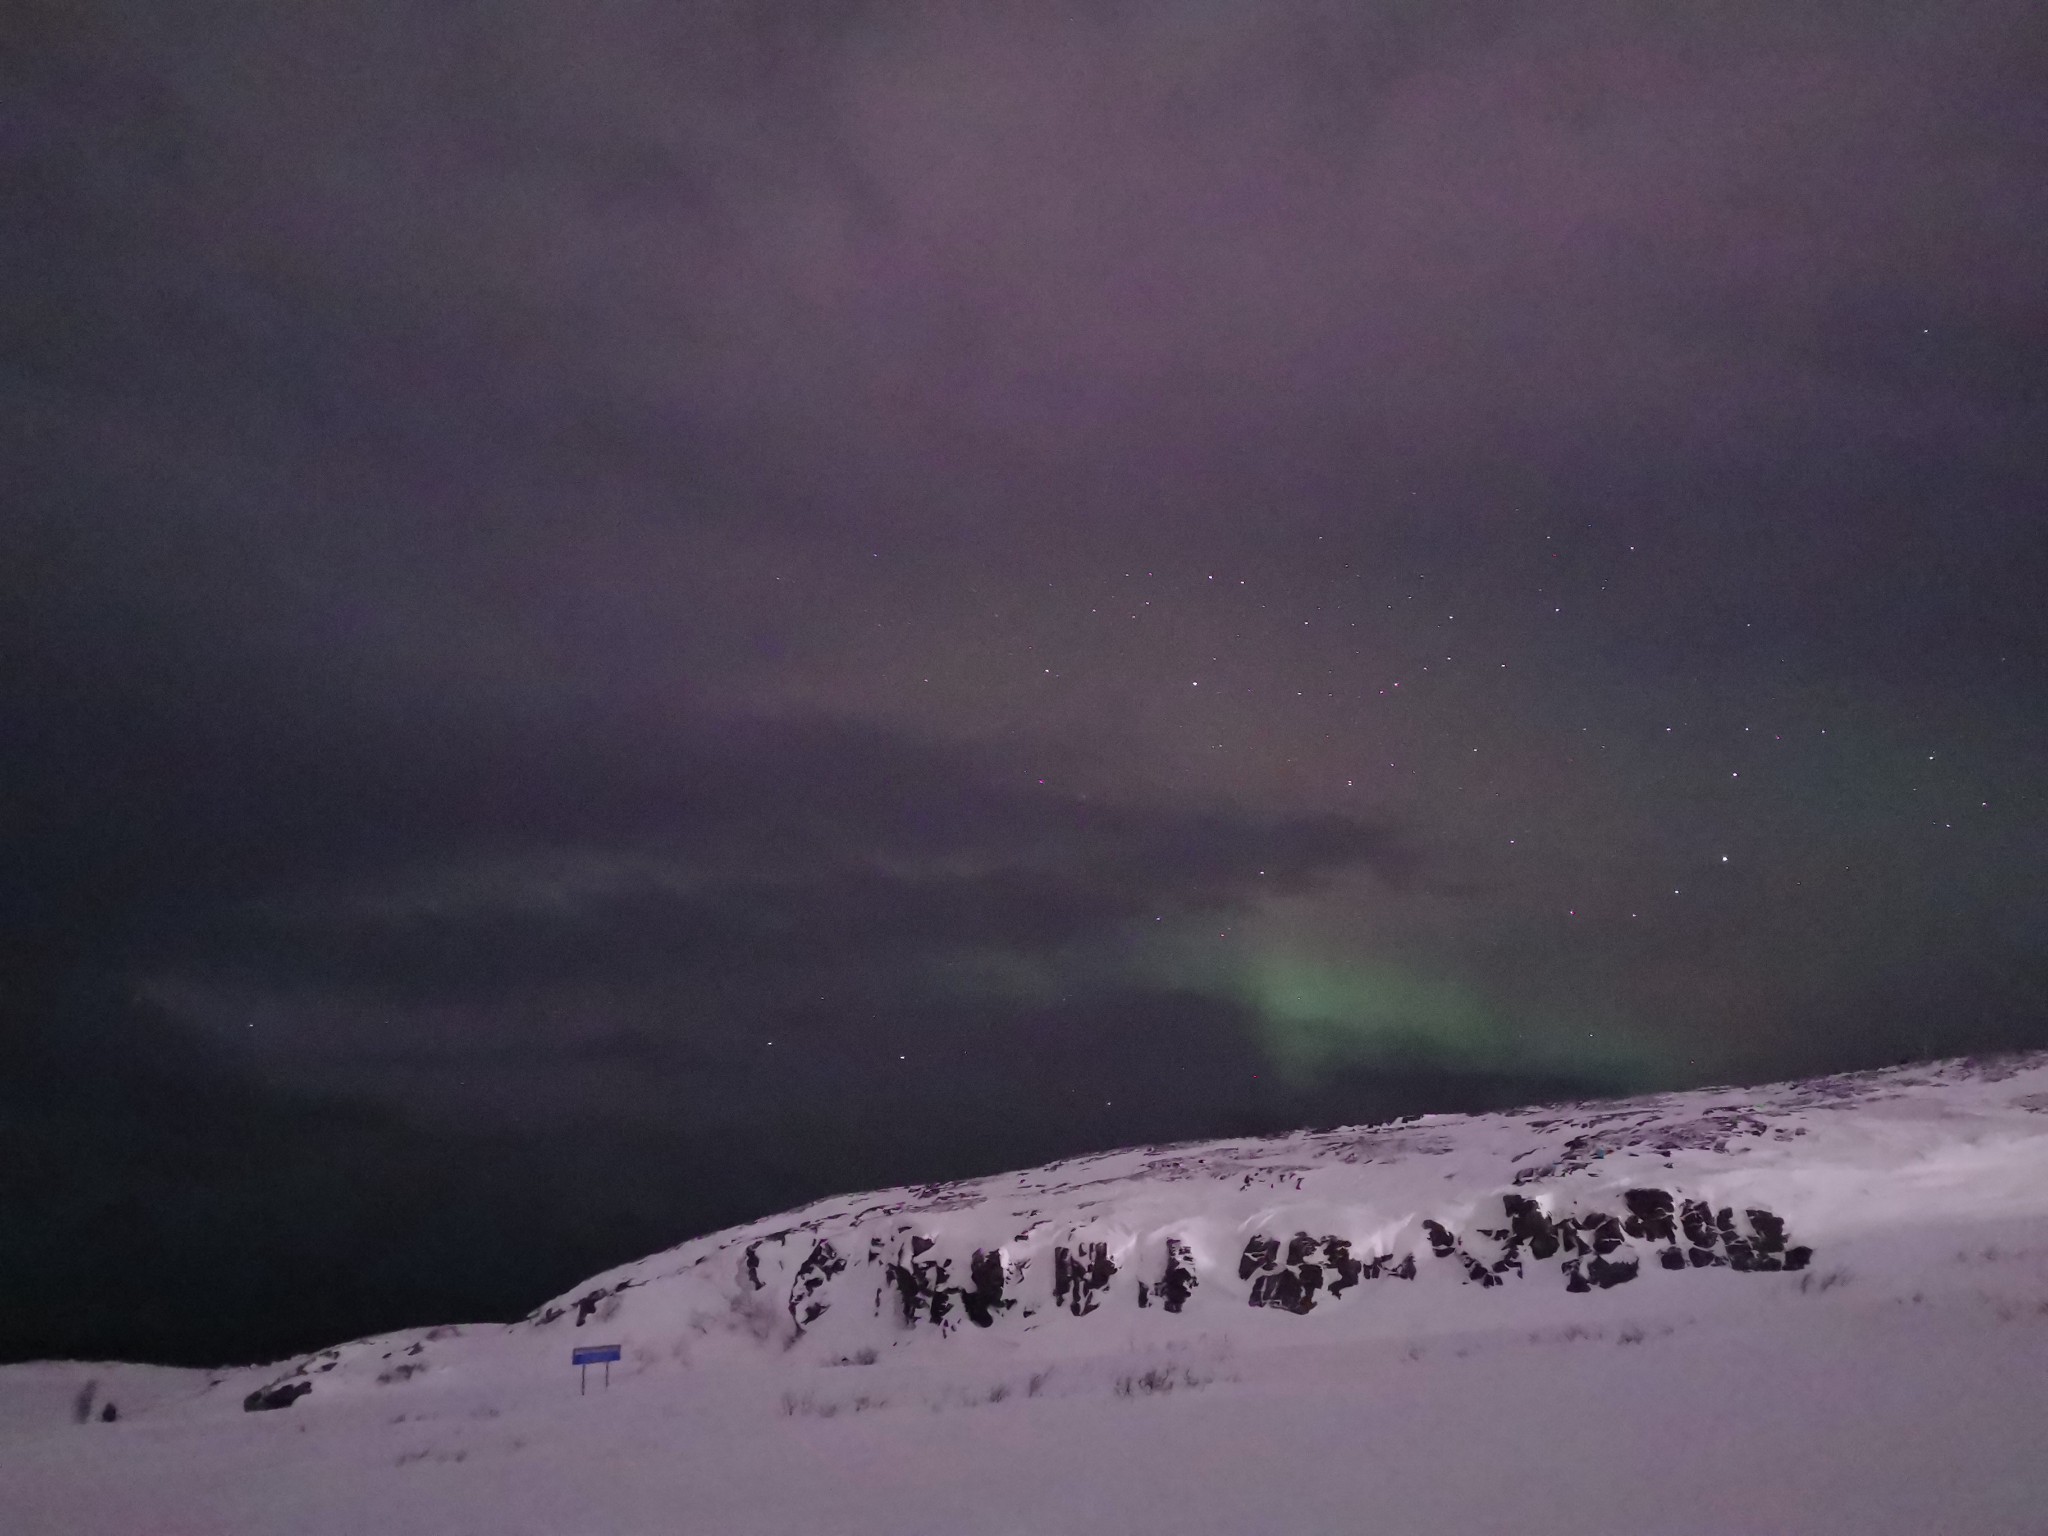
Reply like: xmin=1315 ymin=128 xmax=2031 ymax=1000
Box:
xmin=243 ymin=1379 xmax=312 ymax=1412
xmin=1053 ymin=1242 xmax=1117 ymax=1316
xmin=1138 ymin=1236 xmax=1199 ymax=1313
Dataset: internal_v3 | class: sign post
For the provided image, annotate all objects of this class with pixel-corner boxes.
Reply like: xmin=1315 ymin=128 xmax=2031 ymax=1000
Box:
xmin=571 ymin=1344 xmax=622 ymax=1395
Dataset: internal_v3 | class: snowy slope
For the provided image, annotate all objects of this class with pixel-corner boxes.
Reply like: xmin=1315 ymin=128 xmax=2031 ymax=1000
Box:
xmin=8 ymin=1052 xmax=2048 ymax=1534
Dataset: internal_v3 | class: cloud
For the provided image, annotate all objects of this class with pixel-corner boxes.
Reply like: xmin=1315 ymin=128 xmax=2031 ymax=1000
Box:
xmin=7 ymin=0 xmax=2043 ymax=684
xmin=112 ymin=707 xmax=1410 ymax=997
xmin=0 ymin=624 xmax=1415 ymax=1097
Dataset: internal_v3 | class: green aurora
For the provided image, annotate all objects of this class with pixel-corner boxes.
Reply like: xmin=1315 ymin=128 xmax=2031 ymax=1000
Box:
xmin=1224 ymin=948 xmax=1665 ymax=1089
xmin=936 ymin=925 xmax=1668 ymax=1092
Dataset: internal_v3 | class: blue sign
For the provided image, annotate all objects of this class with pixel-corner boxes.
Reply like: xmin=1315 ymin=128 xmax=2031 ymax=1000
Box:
xmin=572 ymin=1343 xmax=623 ymax=1395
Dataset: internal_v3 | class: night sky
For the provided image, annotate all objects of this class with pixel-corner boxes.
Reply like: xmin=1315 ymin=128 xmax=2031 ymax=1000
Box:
xmin=5 ymin=0 xmax=2044 ymax=1366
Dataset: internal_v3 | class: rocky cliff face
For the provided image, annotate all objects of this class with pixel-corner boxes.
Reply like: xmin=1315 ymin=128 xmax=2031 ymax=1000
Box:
xmin=681 ymin=1183 xmax=1811 ymax=1349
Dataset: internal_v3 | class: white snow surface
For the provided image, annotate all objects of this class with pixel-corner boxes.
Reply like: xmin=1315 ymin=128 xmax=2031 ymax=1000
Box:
xmin=9 ymin=1052 xmax=2048 ymax=1534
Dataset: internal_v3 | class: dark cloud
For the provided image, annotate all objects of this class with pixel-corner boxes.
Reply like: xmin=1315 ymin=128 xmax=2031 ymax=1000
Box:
xmin=9 ymin=1 xmax=2043 ymax=657
xmin=6 ymin=640 xmax=1411 ymax=979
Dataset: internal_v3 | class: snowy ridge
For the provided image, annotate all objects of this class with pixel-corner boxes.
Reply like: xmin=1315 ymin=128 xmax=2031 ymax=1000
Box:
xmin=236 ymin=1050 xmax=2048 ymax=1405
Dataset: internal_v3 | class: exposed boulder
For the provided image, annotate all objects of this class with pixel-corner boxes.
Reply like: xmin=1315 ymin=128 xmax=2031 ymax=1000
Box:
xmin=883 ymin=1234 xmax=953 ymax=1326
xmin=1586 ymin=1254 xmax=1640 ymax=1288
xmin=1245 ymin=1232 xmax=1418 ymax=1309
xmin=959 ymin=1248 xmax=1014 ymax=1328
xmin=1140 ymin=1237 xmax=1200 ymax=1313
xmin=788 ymin=1240 xmax=847 ymax=1331
xmin=1053 ymin=1243 xmax=1116 ymax=1316
xmin=243 ymin=1380 xmax=312 ymax=1413
xmin=1502 ymin=1193 xmax=1561 ymax=1260
xmin=570 ymin=1280 xmax=636 ymax=1326
xmin=1323 ymin=1237 xmax=1365 ymax=1295
xmin=1622 ymin=1188 xmax=1679 ymax=1244
xmin=1239 ymin=1235 xmax=1280 ymax=1280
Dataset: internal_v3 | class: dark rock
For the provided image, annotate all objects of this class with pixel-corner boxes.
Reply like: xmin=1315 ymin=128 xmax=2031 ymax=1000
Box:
xmin=1249 ymin=1263 xmax=1322 ymax=1314
xmin=243 ymin=1380 xmax=312 ymax=1413
xmin=1239 ymin=1235 xmax=1280 ymax=1280
xmin=1688 ymin=1246 xmax=1724 ymax=1268
xmin=1659 ymin=1247 xmax=1687 ymax=1271
xmin=789 ymin=1240 xmax=847 ymax=1331
xmin=1746 ymin=1209 xmax=1788 ymax=1254
xmin=100 ymin=1402 xmax=118 ymax=1423
xmin=1784 ymin=1245 xmax=1814 ymax=1272
xmin=1054 ymin=1243 xmax=1115 ymax=1315
xmin=1680 ymin=1199 xmax=1718 ymax=1249
xmin=1422 ymin=1220 xmax=1459 ymax=1258
xmin=884 ymin=1259 xmax=927 ymax=1325
xmin=1502 ymin=1193 xmax=1560 ymax=1260
xmin=1474 ymin=1214 xmax=1526 ymax=1277
xmin=1460 ymin=1253 xmax=1501 ymax=1288
xmin=1323 ymin=1237 xmax=1364 ymax=1295
xmin=879 ymin=1231 xmax=960 ymax=1328
xmin=1563 ymin=1260 xmax=1591 ymax=1293
xmin=1586 ymin=1255 xmax=1639 ymax=1288
xmin=1622 ymin=1189 xmax=1678 ymax=1244
xmin=1159 ymin=1238 xmax=1198 ymax=1313
xmin=960 ymin=1248 xmax=1012 ymax=1328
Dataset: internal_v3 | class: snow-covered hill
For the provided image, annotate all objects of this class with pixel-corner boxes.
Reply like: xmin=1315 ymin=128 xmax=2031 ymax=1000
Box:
xmin=9 ymin=1052 xmax=2048 ymax=1534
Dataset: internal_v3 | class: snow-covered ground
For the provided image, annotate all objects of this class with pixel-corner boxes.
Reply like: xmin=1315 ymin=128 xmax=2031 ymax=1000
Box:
xmin=9 ymin=1053 xmax=2048 ymax=1534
